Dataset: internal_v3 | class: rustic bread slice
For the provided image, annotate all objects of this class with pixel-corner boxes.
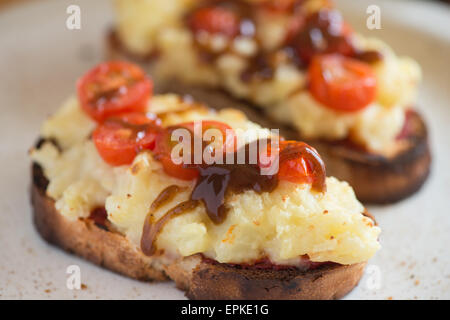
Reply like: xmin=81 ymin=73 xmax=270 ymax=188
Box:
xmin=31 ymin=164 xmax=366 ymax=299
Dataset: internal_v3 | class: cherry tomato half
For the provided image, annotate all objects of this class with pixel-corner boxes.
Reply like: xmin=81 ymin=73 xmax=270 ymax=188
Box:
xmin=278 ymin=151 xmax=313 ymax=184
xmin=77 ymin=61 xmax=153 ymax=122
xmin=289 ymin=9 xmax=355 ymax=64
xmin=177 ymin=120 xmax=236 ymax=154
xmin=153 ymin=121 xmax=236 ymax=180
xmin=153 ymin=127 xmax=199 ymax=181
xmin=115 ymin=112 xmax=162 ymax=150
xmin=258 ymin=140 xmax=325 ymax=188
xmin=308 ymin=54 xmax=377 ymax=112
xmin=188 ymin=6 xmax=240 ymax=37
xmin=93 ymin=112 xmax=162 ymax=166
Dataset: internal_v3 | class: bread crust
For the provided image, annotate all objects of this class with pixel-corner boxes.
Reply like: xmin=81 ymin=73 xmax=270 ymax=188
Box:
xmin=307 ymin=112 xmax=431 ymax=203
xmin=31 ymin=165 xmax=168 ymax=282
xmin=106 ymin=30 xmax=431 ymax=204
xmin=166 ymin=256 xmax=366 ymax=300
xmin=31 ymin=164 xmax=366 ymax=299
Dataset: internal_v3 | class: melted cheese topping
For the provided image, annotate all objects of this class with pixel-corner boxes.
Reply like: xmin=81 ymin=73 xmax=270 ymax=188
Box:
xmin=114 ymin=0 xmax=421 ymax=154
xmin=31 ymin=94 xmax=380 ymax=266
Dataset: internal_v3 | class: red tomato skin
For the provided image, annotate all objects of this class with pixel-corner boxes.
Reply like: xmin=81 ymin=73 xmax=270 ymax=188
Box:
xmin=92 ymin=123 xmax=138 ymax=166
xmin=278 ymin=156 xmax=314 ymax=184
xmin=308 ymin=54 xmax=377 ymax=112
xmin=176 ymin=120 xmax=237 ymax=154
xmin=153 ymin=127 xmax=176 ymax=158
xmin=138 ymin=130 xmax=158 ymax=151
xmin=153 ymin=121 xmax=236 ymax=181
xmin=290 ymin=9 xmax=355 ymax=64
xmin=158 ymin=155 xmax=200 ymax=181
xmin=258 ymin=140 xmax=319 ymax=185
xmin=77 ymin=61 xmax=153 ymax=122
xmin=113 ymin=112 xmax=162 ymax=151
xmin=93 ymin=112 xmax=162 ymax=166
xmin=189 ymin=6 xmax=240 ymax=37
xmin=153 ymin=126 xmax=200 ymax=181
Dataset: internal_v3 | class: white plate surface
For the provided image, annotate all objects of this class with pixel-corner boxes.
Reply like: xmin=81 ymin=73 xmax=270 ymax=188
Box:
xmin=0 ymin=0 xmax=449 ymax=300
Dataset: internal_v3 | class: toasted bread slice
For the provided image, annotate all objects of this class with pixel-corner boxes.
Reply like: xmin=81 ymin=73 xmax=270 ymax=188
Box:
xmin=303 ymin=112 xmax=431 ymax=204
xmin=31 ymin=163 xmax=366 ymax=300
xmin=167 ymin=256 xmax=366 ymax=300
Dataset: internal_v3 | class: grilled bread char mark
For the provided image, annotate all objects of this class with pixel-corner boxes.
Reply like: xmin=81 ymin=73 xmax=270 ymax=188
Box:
xmin=31 ymin=163 xmax=366 ymax=299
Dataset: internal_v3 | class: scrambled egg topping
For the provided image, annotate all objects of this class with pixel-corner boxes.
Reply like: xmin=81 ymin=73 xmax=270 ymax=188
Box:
xmin=31 ymin=94 xmax=380 ymax=266
xmin=114 ymin=0 xmax=421 ymax=154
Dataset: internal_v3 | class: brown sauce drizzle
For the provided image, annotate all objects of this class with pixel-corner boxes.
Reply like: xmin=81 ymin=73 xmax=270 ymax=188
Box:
xmin=284 ymin=8 xmax=356 ymax=66
xmin=141 ymin=199 xmax=199 ymax=256
xmin=141 ymin=185 xmax=198 ymax=256
xmin=240 ymin=52 xmax=276 ymax=83
xmin=191 ymin=141 xmax=279 ymax=224
xmin=89 ymin=206 xmax=109 ymax=231
xmin=187 ymin=0 xmax=257 ymax=63
xmin=354 ymin=50 xmax=384 ymax=64
xmin=187 ymin=1 xmax=383 ymax=81
xmin=150 ymin=185 xmax=185 ymax=212
xmin=141 ymin=139 xmax=326 ymax=256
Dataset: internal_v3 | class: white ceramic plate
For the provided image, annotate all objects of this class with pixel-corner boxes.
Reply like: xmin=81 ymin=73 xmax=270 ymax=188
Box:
xmin=0 ymin=0 xmax=449 ymax=300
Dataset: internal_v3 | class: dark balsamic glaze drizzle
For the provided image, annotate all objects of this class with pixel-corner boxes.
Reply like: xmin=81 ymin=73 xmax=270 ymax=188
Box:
xmin=89 ymin=206 xmax=108 ymax=226
xmin=141 ymin=199 xmax=199 ymax=256
xmin=191 ymin=140 xmax=279 ymax=224
xmin=354 ymin=49 xmax=384 ymax=64
xmin=186 ymin=0 xmax=383 ymax=81
xmin=141 ymin=139 xmax=326 ymax=256
xmin=188 ymin=0 xmax=257 ymax=63
xmin=141 ymin=185 xmax=198 ymax=256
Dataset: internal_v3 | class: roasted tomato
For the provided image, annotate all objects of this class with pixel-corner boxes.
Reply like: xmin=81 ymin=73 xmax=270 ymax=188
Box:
xmin=188 ymin=6 xmax=240 ymax=37
xmin=289 ymin=9 xmax=355 ymax=64
xmin=115 ymin=112 xmax=162 ymax=150
xmin=93 ymin=112 xmax=161 ymax=166
xmin=154 ymin=121 xmax=236 ymax=180
xmin=157 ymin=154 xmax=200 ymax=181
xmin=153 ymin=127 xmax=199 ymax=180
xmin=278 ymin=152 xmax=313 ymax=184
xmin=177 ymin=120 xmax=236 ymax=154
xmin=77 ymin=61 xmax=153 ymax=122
xmin=308 ymin=54 xmax=377 ymax=112
xmin=259 ymin=140 xmax=326 ymax=190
